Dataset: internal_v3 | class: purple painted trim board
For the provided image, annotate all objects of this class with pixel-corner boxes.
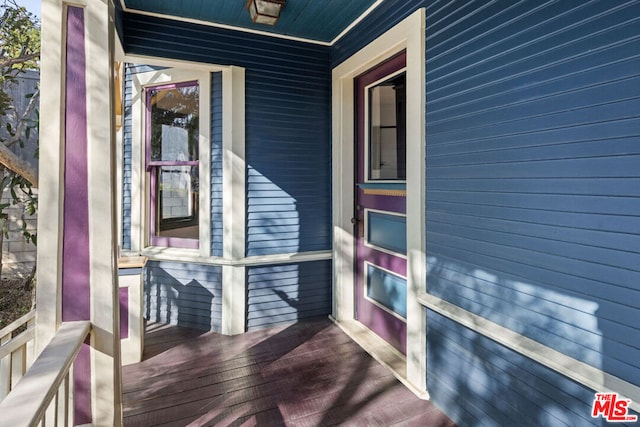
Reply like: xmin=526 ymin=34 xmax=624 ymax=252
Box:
xmin=63 ymin=6 xmax=92 ymax=424
xmin=120 ymin=287 xmax=129 ymax=339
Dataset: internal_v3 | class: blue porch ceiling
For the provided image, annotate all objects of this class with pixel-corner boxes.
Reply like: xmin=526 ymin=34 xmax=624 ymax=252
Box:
xmin=121 ymin=0 xmax=379 ymax=43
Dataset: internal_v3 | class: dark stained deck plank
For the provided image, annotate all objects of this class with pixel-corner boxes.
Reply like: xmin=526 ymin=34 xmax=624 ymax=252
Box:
xmin=122 ymin=318 xmax=456 ymax=427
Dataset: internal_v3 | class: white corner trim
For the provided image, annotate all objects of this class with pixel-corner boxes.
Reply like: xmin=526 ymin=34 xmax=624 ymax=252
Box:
xmin=222 ymin=66 xmax=246 ymax=261
xmin=404 ymin=8 xmax=427 ymax=394
xmin=220 ymin=65 xmax=246 ymax=335
xmin=221 ymin=264 xmax=245 ymax=335
xmin=331 ymin=73 xmax=355 ymax=323
xmin=419 ymin=293 xmax=640 ymax=413
xmin=198 ymin=72 xmax=212 ymax=258
xmin=37 ymin=0 xmax=66 ymax=354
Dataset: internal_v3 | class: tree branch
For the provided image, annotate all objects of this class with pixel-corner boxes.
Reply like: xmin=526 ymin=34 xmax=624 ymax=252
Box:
xmin=4 ymin=86 xmax=39 ymax=148
xmin=0 ymin=142 xmax=37 ymax=187
xmin=0 ymin=52 xmax=39 ymax=69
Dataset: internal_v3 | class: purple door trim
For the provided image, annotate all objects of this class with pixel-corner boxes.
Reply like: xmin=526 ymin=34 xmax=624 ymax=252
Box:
xmin=62 ymin=6 xmax=91 ymax=424
xmin=355 ymin=52 xmax=408 ymax=354
xmin=119 ymin=287 xmax=129 ymax=339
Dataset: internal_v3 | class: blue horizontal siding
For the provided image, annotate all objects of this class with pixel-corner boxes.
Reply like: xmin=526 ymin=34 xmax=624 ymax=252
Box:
xmin=427 ymin=311 xmax=639 ymax=427
xmin=246 ymin=260 xmax=332 ymax=330
xmin=123 ymin=12 xmax=332 ymax=257
xmin=122 ymin=64 xmax=166 ymax=250
xmin=211 ymin=71 xmax=223 ymax=257
xmin=144 ymin=261 xmax=222 ymax=332
xmin=331 ymin=0 xmax=425 ymax=67
xmin=426 ymin=2 xmax=640 ymax=421
xmin=121 ymin=66 xmax=132 ymax=250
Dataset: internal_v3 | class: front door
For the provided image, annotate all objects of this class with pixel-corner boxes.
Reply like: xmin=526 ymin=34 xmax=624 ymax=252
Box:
xmin=354 ymin=52 xmax=407 ymax=354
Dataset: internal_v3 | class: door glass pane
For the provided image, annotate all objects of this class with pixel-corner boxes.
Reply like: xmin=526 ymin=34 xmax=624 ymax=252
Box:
xmin=154 ymin=166 xmax=199 ymax=239
xmin=149 ymin=83 xmax=199 ymax=162
xmin=366 ymin=264 xmax=407 ymax=318
xmin=368 ymin=73 xmax=406 ymax=180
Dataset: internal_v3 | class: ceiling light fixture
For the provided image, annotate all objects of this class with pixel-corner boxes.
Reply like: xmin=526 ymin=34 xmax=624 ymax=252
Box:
xmin=246 ymin=0 xmax=286 ymax=26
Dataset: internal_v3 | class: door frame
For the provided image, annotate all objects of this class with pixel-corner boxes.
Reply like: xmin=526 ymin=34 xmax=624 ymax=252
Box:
xmin=331 ymin=7 xmax=426 ymax=394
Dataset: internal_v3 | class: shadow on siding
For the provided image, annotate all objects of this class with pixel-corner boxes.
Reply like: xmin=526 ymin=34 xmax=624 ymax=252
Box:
xmin=144 ymin=263 xmax=221 ymax=332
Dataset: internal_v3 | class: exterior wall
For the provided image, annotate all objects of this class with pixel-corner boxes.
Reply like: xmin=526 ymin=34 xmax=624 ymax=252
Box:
xmin=425 ymin=1 xmax=640 ymax=425
xmin=427 ymin=310 xmax=618 ymax=427
xmin=247 ymin=260 xmax=331 ymax=330
xmin=120 ymin=12 xmax=333 ymax=332
xmin=122 ymin=12 xmax=332 ymax=257
xmin=144 ymin=261 xmax=222 ymax=331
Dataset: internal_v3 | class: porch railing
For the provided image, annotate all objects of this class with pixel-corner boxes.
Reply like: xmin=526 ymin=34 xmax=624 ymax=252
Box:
xmin=0 ymin=320 xmax=90 ymax=427
xmin=0 ymin=310 xmax=36 ymax=400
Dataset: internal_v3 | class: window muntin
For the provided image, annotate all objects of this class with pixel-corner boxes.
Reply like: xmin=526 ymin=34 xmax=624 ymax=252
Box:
xmin=368 ymin=73 xmax=406 ymax=181
xmin=147 ymin=81 xmax=200 ymax=248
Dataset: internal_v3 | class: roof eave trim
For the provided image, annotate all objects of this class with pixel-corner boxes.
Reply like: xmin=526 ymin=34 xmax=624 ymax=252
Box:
xmin=330 ymin=0 xmax=384 ymax=45
xmin=119 ymin=0 xmax=384 ymax=47
xmin=120 ymin=0 xmax=331 ymax=46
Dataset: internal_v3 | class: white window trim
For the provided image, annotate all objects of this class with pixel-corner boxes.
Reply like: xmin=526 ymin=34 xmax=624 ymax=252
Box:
xmin=127 ymin=60 xmax=220 ymax=259
xmin=124 ymin=55 xmax=248 ymax=335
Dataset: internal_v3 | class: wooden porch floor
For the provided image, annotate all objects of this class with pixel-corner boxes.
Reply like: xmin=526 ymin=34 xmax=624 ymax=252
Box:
xmin=122 ymin=318 xmax=456 ymax=426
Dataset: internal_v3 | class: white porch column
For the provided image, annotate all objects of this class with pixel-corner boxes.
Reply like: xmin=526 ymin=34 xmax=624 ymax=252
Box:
xmin=221 ymin=66 xmax=247 ymax=335
xmin=38 ymin=0 xmax=122 ymax=425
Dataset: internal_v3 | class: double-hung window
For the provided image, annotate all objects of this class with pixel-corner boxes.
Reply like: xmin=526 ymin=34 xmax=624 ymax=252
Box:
xmin=146 ymin=81 xmax=201 ymax=249
xmin=126 ymin=63 xmax=243 ymax=258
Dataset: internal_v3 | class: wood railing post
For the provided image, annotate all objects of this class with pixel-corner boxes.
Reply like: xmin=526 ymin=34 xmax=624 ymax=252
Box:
xmin=0 ymin=321 xmax=90 ymax=427
xmin=10 ymin=346 xmax=25 ymax=388
xmin=0 ymin=334 xmax=10 ymax=399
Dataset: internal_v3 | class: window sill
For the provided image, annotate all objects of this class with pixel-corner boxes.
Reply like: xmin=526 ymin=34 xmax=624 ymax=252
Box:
xmin=141 ymin=246 xmax=207 ymax=263
xmin=139 ymin=248 xmax=333 ymax=267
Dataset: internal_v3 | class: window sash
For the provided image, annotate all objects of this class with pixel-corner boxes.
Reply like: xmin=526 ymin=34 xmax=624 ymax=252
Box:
xmin=146 ymin=80 xmax=201 ymax=249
